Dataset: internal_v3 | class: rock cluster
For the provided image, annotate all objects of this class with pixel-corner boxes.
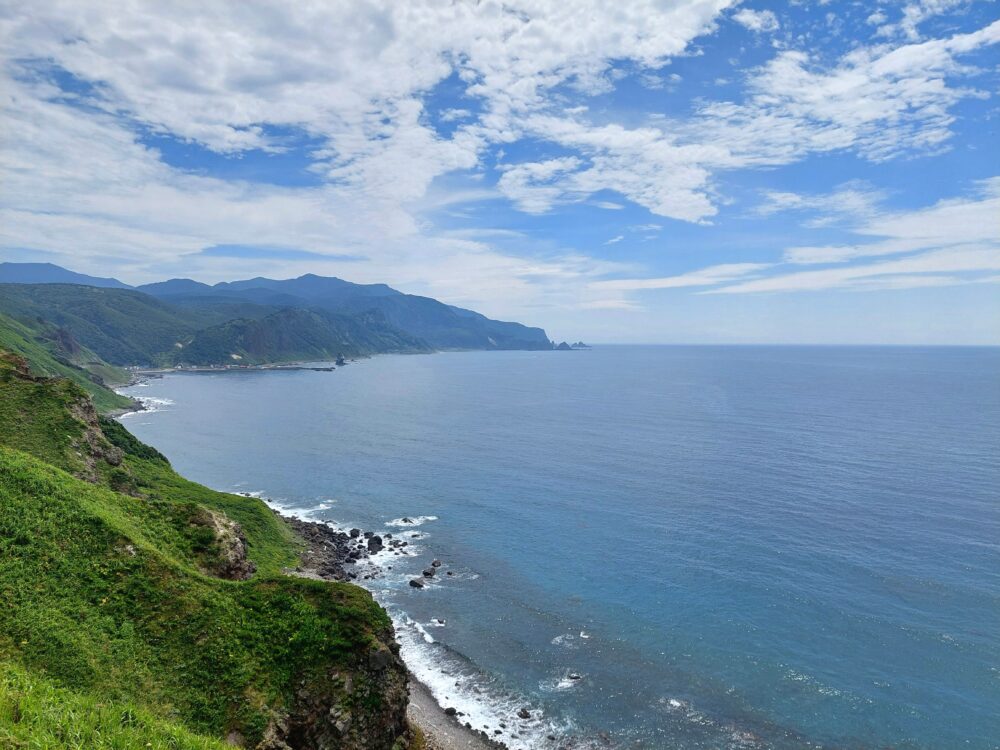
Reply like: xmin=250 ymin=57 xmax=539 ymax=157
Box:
xmin=279 ymin=513 xmax=366 ymax=581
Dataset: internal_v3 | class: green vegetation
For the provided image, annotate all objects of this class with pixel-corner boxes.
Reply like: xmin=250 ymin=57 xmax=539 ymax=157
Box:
xmin=0 ymin=282 xmax=430 ymax=367
xmin=0 ymin=349 xmax=408 ymax=748
xmin=0 ymin=284 xmax=206 ymax=366
xmin=0 ymin=312 xmax=132 ymax=411
xmin=0 ymin=660 xmax=228 ymax=749
xmin=176 ymin=307 xmax=429 ymax=365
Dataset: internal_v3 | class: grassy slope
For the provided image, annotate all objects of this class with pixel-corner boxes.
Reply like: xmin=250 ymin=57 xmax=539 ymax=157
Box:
xmin=0 ymin=312 xmax=132 ymax=412
xmin=0 ymin=352 xmax=398 ymax=747
xmin=176 ymin=307 xmax=431 ymax=365
xmin=0 ymin=660 xmax=228 ymax=750
xmin=0 ymin=283 xmax=205 ymax=366
xmin=0 ymin=283 xmax=431 ymax=368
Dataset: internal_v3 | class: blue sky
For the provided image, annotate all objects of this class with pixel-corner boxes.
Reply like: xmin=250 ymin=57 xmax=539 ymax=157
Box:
xmin=1 ymin=1 xmax=998 ymax=343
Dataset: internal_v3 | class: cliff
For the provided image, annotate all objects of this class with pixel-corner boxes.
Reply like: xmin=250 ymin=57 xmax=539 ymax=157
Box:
xmin=0 ymin=345 xmax=415 ymax=749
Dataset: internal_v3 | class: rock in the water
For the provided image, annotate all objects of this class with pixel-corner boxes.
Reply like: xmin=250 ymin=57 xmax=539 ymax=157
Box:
xmin=409 ymin=578 xmax=425 ymax=588
xmin=444 ymin=706 xmax=457 ymax=716
xmin=431 ymin=559 xmax=442 ymax=567
xmin=422 ymin=567 xmax=435 ymax=577
xmin=568 ymin=672 xmax=582 ymax=680
xmin=349 ymin=528 xmax=361 ymax=538
xmin=518 ymin=708 xmax=531 ymax=720
xmin=367 ymin=535 xmax=384 ymax=553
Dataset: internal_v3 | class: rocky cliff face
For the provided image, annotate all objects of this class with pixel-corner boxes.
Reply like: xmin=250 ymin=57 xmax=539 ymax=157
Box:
xmin=262 ymin=635 xmax=410 ymax=750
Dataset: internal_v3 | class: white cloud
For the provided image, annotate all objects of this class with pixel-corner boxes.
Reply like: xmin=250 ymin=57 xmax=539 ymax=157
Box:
xmin=710 ymin=244 xmax=1000 ymax=293
xmin=696 ymin=19 xmax=1000 ymax=164
xmin=732 ymin=8 xmax=780 ymax=33
xmin=782 ymin=177 xmax=1000 ymax=263
xmin=440 ymin=108 xmax=472 ymax=122
xmin=590 ymin=263 xmax=771 ymax=291
xmin=878 ymin=0 xmax=970 ymax=40
xmin=605 ymin=235 xmax=625 ymax=245
xmin=586 ymin=177 xmax=1000 ymax=299
xmin=0 ymin=69 xmax=630 ymax=320
xmin=756 ymin=182 xmax=887 ymax=226
xmin=0 ymin=0 xmax=997 ymax=337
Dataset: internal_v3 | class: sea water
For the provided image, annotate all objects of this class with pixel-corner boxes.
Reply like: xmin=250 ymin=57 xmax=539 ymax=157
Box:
xmin=119 ymin=346 xmax=1000 ymax=749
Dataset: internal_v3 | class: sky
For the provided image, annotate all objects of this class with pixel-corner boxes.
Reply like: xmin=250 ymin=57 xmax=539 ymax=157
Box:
xmin=1 ymin=1 xmax=998 ymax=344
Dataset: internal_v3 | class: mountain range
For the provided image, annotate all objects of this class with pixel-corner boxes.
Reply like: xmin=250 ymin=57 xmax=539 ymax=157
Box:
xmin=0 ymin=262 xmax=555 ymax=370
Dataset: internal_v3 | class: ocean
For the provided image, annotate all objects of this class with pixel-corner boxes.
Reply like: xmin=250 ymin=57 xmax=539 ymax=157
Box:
xmin=118 ymin=346 xmax=1000 ymax=749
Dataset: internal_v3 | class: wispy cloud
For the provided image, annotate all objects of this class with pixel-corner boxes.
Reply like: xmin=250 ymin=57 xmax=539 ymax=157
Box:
xmin=197 ymin=245 xmax=366 ymax=262
xmin=591 ymin=263 xmax=771 ymax=291
xmin=709 ymin=244 xmax=1000 ymax=293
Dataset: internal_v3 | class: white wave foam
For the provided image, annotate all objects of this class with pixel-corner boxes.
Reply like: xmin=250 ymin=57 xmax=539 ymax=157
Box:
xmin=387 ymin=515 xmax=438 ymax=528
xmin=191 ymin=495 xmax=584 ymax=748
xmin=539 ymin=671 xmax=583 ymax=692
xmin=118 ymin=394 xmax=175 ymax=418
xmin=392 ymin=615 xmax=576 ymax=750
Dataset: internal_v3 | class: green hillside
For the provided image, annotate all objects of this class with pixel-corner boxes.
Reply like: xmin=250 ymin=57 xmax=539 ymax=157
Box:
xmin=0 ymin=351 xmax=411 ymax=749
xmin=174 ymin=307 xmax=431 ymax=365
xmin=0 ymin=312 xmax=132 ymax=412
xmin=0 ymin=282 xmax=432 ymax=368
xmin=0 ymin=283 xmax=204 ymax=366
xmin=0 ymin=660 xmax=229 ymax=750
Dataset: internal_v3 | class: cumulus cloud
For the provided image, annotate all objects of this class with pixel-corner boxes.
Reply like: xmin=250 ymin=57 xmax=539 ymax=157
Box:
xmin=732 ymin=8 xmax=780 ymax=33
xmin=0 ymin=0 xmax=997 ymax=331
xmin=695 ymin=19 xmax=1000 ymax=164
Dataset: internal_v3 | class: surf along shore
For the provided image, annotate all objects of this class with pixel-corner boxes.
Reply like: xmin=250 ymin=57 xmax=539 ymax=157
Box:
xmin=268 ymin=508 xmax=507 ymax=750
xmin=115 ymin=371 xmax=546 ymax=750
xmin=226 ymin=500 xmax=507 ymax=750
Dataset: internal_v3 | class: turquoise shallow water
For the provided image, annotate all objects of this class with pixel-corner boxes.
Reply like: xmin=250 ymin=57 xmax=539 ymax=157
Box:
xmin=120 ymin=346 xmax=1000 ymax=749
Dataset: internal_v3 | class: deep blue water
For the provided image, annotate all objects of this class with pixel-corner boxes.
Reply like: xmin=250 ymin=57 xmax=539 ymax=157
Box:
xmin=119 ymin=346 xmax=1000 ymax=749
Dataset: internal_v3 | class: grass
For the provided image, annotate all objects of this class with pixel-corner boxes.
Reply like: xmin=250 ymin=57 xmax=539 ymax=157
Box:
xmin=0 ymin=349 xmax=399 ymax=746
xmin=0 ymin=660 xmax=229 ymax=750
xmin=0 ymin=312 xmax=132 ymax=412
xmin=0 ymin=446 xmax=390 ymax=740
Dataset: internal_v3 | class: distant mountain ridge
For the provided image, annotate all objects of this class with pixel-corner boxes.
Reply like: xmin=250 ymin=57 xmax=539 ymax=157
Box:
xmin=137 ymin=272 xmax=551 ymax=351
xmin=0 ymin=263 xmax=557 ymax=365
xmin=0 ymin=262 xmax=131 ymax=288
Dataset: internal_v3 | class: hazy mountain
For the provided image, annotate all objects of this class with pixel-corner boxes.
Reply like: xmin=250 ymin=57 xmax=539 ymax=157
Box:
xmin=144 ymin=272 xmax=552 ymax=350
xmin=2 ymin=263 xmax=556 ymax=355
xmin=0 ymin=262 xmax=132 ymax=288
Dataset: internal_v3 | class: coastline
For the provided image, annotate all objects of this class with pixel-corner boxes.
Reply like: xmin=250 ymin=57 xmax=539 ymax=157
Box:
xmin=408 ymin=677 xmax=506 ymax=750
xmin=270 ymin=506 xmax=509 ymax=750
xmin=116 ymin=369 xmax=563 ymax=750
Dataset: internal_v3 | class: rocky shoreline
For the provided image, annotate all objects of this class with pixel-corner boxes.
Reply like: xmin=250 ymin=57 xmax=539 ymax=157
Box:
xmin=269 ymin=507 xmax=509 ymax=750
